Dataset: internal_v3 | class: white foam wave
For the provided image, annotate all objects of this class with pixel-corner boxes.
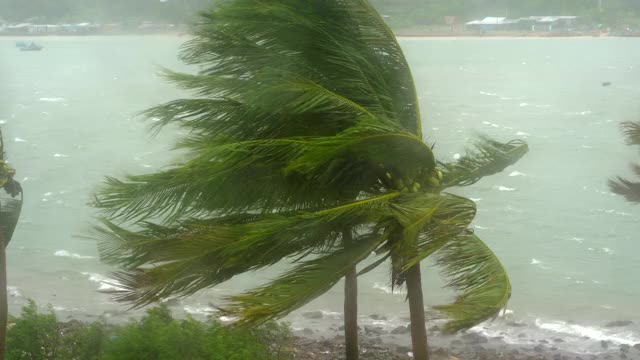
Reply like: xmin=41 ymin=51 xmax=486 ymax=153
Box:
xmin=39 ymin=97 xmax=66 ymax=102
xmin=516 ymin=131 xmax=530 ymax=136
xmin=535 ymin=319 xmax=640 ymax=345
xmin=8 ymin=286 xmax=21 ymax=297
xmin=14 ymin=137 xmax=27 ymax=142
xmin=54 ymin=250 xmax=95 ymax=260
xmin=473 ymin=225 xmax=488 ymax=230
xmin=508 ymin=171 xmax=525 ymax=177
xmin=569 ymin=237 xmax=584 ymax=243
xmin=479 ymin=91 xmax=497 ymax=96
xmin=519 ymin=102 xmax=529 ymax=107
xmin=53 ymin=153 xmax=69 ymax=158
xmin=496 ymin=186 xmax=516 ymax=192
xmin=0 ymin=120 xmax=6 ymax=124
xmin=530 ymin=258 xmax=541 ymax=265
xmin=81 ymin=272 xmax=125 ymax=291
xmin=470 ymin=198 xmax=482 ymax=202
xmin=453 ymin=153 xmax=461 ymax=160
xmin=373 ymin=282 xmax=405 ymax=295
xmin=183 ymin=305 xmax=216 ymax=315
xmin=602 ymin=247 xmax=614 ymax=254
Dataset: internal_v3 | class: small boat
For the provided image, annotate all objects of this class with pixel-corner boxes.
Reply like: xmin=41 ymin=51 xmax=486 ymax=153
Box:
xmin=20 ymin=43 xmax=43 ymax=52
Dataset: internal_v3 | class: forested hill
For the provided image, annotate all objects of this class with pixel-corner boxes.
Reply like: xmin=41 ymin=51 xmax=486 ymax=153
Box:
xmin=1 ymin=0 xmax=639 ymax=27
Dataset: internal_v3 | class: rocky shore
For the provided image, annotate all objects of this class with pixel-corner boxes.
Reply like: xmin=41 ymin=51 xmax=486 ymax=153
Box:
xmin=291 ymin=311 xmax=640 ymax=360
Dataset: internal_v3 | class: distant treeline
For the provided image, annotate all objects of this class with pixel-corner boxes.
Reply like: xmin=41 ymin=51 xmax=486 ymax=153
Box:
xmin=1 ymin=0 xmax=640 ymax=27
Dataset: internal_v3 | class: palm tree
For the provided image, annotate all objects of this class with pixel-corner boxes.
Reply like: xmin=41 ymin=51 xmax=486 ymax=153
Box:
xmin=92 ymin=2 xmax=527 ymax=360
xmin=0 ymin=129 xmax=24 ymax=360
xmin=610 ymin=121 xmax=640 ymax=202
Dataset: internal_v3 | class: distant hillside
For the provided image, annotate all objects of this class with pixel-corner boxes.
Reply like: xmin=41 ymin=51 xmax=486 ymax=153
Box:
xmin=1 ymin=0 xmax=639 ymax=28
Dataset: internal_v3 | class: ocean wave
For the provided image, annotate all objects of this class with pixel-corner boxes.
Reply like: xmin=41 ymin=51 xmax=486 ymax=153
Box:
xmin=54 ymin=250 xmax=95 ymax=260
xmin=81 ymin=272 xmax=125 ymax=291
xmin=14 ymin=137 xmax=27 ymax=142
xmin=183 ymin=305 xmax=216 ymax=315
xmin=508 ymin=171 xmax=526 ymax=177
xmin=39 ymin=97 xmax=66 ymax=102
xmin=53 ymin=153 xmax=69 ymax=158
xmin=535 ymin=319 xmax=640 ymax=346
xmin=519 ymin=102 xmax=529 ymax=107
xmin=373 ymin=282 xmax=405 ymax=295
xmin=8 ymin=286 xmax=21 ymax=297
xmin=516 ymin=131 xmax=530 ymax=136
xmin=495 ymin=186 xmax=516 ymax=192
xmin=530 ymin=258 xmax=541 ymax=265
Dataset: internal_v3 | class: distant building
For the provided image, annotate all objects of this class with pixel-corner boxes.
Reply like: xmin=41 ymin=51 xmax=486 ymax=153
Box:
xmin=466 ymin=16 xmax=579 ymax=32
xmin=465 ymin=17 xmax=521 ymax=31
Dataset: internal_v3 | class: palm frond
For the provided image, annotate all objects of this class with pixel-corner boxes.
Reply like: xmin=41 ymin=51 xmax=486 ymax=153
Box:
xmin=621 ymin=121 xmax=640 ymax=146
xmin=609 ymin=176 xmax=640 ymax=203
xmin=222 ymin=231 xmax=385 ymax=325
xmin=433 ymin=234 xmax=511 ymax=333
xmin=91 ymin=193 xmax=399 ymax=306
xmin=438 ymin=136 xmax=528 ymax=189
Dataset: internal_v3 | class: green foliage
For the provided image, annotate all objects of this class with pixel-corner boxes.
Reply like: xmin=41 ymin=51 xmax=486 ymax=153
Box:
xmin=92 ymin=0 xmax=527 ymax=335
xmin=6 ymin=300 xmax=61 ymax=360
xmin=5 ymin=302 xmax=293 ymax=360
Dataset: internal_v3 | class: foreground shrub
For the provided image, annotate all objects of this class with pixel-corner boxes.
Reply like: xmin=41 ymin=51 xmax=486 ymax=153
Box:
xmin=6 ymin=301 xmax=293 ymax=360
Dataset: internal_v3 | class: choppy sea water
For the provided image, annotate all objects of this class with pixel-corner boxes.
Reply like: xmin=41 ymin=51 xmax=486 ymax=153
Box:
xmin=1 ymin=36 xmax=640 ymax=353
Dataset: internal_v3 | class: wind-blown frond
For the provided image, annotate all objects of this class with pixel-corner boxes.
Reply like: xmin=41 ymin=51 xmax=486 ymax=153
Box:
xmin=94 ymin=120 xmax=433 ymax=221
xmin=222 ymin=232 xmax=385 ymax=325
xmin=0 ymin=196 xmax=23 ymax=247
xmin=92 ymin=193 xmax=399 ymax=306
xmin=433 ymin=234 xmax=511 ymax=333
xmin=621 ymin=121 xmax=640 ymax=145
xmin=438 ymin=137 xmax=528 ymax=189
xmin=609 ymin=176 xmax=640 ymax=203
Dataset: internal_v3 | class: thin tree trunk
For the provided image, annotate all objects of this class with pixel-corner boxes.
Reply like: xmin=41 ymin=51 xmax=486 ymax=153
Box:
xmin=0 ymin=232 xmax=7 ymax=360
xmin=343 ymin=229 xmax=359 ymax=360
xmin=406 ymin=264 xmax=429 ymax=360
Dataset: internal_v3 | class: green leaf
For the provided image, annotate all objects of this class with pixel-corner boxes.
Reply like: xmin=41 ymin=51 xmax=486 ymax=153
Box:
xmin=433 ymin=234 xmax=512 ymax=333
xmin=438 ymin=136 xmax=528 ymax=189
xmin=222 ymin=232 xmax=385 ymax=325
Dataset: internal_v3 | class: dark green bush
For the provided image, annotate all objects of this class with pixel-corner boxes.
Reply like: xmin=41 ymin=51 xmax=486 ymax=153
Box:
xmin=6 ymin=301 xmax=293 ymax=360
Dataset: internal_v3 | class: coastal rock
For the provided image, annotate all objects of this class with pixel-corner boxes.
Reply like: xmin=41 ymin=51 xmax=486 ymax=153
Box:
xmin=364 ymin=325 xmax=387 ymax=336
xmin=554 ymin=338 xmax=565 ymax=343
xmin=534 ymin=345 xmax=545 ymax=352
xmin=601 ymin=340 xmax=609 ymax=349
xmin=302 ymin=311 xmax=323 ymax=320
xmin=634 ymin=343 xmax=640 ymax=350
xmin=605 ymin=320 xmax=633 ymax=328
xmin=461 ymin=332 xmax=489 ymax=344
xmin=369 ymin=314 xmax=388 ymax=321
xmin=620 ymin=344 xmax=630 ymax=353
xmin=390 ymin=325 xmax=410 ymax=334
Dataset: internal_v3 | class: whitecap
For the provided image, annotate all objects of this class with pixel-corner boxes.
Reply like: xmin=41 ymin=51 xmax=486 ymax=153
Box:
xmin=470 ymin=198 xmax=482 ymax=202
xmin=0 ymin=120 xmax=6 ymax=124
xmin=219 ymin=315 xmax=238 ymax=322
xmin=500 ymin=97 xmax=512 ymax=100
xmin=43 ymin=192 xmax=53 ymax=197
xmin=535 ymin=319 xmax=640 ymax=345
xmin=14 ymin=137 xmax=27 ymax=142
xmin=482 ymin=121 xmax=492 ymax=125
xmin=569 ymin=237 xmax=584 ymax=243
xmin=53 ymin=153 xmax=69 ymax=158
xmin=602 ymin=247 xmax=614 ymax=254
xmin=496 ymin=186 xmax=516 ymax=192
xmin=453 ymin=153 xmax=461 ymax=160
xmin=516 ymin=131 xmax=530 ymax=136
xmin=530 ymin=258 xmax=541 ymax=265
xmin=519 ymin=102 xmax=529 ymax=107
xmin=81 ymin=272 xmax=125 ymax=291
xmin=183 ymin=305 xmax=216 ymax=315
xmin=54 ymin=250 xmax=95 ymax=260
xmin=8 ymin=286 xmax=21 ymax=297
xmin=373 ymin=282 xmax=405 ymax=295
xmin=141 ymin=164 xmax=153 ymax=168
xmin=473 ymin=225 xmax=488 ymax=230
xmin=509 ymin=171 xmax=525 ymax=177
xmin=39 ymin=97 xmax=66 ymax=102
xmin=479 ymin=91 xmax=497 ymax=96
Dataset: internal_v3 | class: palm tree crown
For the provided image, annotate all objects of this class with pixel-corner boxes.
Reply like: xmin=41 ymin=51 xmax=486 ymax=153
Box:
xmin=93 ymin=0 xmax=528 ymax=344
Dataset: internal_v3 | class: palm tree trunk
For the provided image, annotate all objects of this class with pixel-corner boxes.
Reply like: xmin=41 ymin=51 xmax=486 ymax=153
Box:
xmin=342 ymin=229 xmax=359 ymax=360
xmin=406 ymin=264 xmax=429 ymax=360
xmin=0 ymin=233 xmax=7 ymax=360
